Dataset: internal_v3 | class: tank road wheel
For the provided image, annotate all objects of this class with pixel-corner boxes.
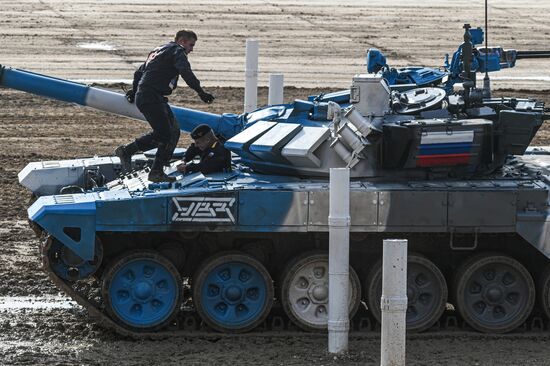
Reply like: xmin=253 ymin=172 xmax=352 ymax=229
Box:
xmin=366 ymin=254 xmax=447 ymax=332
xmin=454 ymin=253 xmax=535 ymax=333
xmin=193 ymin=252 xmax=274 ymax=333
xmin=538 ymin=264 xmax=550 ymax=320
xmin=49 ymin=238 xmax=103 ymax=281
xmin=102 ymin=251 xmax=182 ymax=332
xmin=280 ymin=252 xmax=361 ymax=332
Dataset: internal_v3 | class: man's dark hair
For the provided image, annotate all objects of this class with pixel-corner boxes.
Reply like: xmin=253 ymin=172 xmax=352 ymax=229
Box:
xmin=175 ymin=30 xmax=197 ymax=42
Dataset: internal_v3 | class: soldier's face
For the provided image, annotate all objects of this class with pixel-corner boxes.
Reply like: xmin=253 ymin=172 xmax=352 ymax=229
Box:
xmin=195 ymin=136 xmax=210 ymax=151
xmin=179 ymin=38 xmax=195 ymax=54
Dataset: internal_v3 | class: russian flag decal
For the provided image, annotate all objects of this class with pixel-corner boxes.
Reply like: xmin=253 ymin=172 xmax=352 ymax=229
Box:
xmin=417 ymin=130 xmax=474 ymax=167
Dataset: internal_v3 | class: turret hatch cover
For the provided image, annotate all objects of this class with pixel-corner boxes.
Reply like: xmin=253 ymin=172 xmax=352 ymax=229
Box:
xmin=392 ymin=87 xmax=446 ymax=114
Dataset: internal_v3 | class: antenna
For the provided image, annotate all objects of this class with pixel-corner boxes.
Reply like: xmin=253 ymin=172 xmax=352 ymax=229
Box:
xmin=483 ymin=0 xmax=491 ymax=97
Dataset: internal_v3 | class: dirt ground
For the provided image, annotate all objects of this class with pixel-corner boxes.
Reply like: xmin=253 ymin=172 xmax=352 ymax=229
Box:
xmin=2 ymin=0 xmax=550 ymax=90
xmin=2 ymin=1 xmax=550 ymax=365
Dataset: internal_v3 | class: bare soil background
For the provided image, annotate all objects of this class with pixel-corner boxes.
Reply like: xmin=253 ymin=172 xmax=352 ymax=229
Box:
xmin=1 ymin=0 xmax=549 ymax=90
xmin=1 ymin=0 xmax=550 ymax=365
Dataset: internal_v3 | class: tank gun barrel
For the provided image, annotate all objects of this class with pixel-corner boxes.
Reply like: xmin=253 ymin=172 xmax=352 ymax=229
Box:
xmin=515 ymin=50 xmax=550 ymax=59
xmin=0 ymin=65 xmax=243 ymax=139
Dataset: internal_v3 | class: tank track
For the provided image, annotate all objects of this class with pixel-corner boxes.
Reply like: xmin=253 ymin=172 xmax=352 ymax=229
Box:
xmin=38 ymin=235 xmax=550 ymax=339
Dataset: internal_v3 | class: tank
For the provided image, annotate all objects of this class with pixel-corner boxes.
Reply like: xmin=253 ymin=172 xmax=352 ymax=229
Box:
xmin=3 ymin=24 xmax=550 ymax=336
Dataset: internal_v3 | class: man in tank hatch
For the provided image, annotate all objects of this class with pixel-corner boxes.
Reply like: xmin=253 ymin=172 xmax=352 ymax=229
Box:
xmin=176 ymin=124 xmax=232 ymax=175
xmin=116 ymin=29 xmax=215 ymax=183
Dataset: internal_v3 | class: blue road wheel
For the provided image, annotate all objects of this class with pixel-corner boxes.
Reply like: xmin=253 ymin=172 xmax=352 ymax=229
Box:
xmin=193 ymin=252 xmax=274 ymax=333
xmin=102 ymin=251 xmax=182 ymax=332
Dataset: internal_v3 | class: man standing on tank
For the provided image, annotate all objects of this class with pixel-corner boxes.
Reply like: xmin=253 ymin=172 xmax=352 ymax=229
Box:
xmin=116 ymin=29 xmax=215 ymax=183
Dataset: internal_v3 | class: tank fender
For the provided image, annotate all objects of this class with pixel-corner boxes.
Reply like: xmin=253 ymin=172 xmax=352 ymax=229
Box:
xmin=28 ymin=194 xmax=98 ymax=261
xmin=517 ymin=209 xmax=550 ymax=259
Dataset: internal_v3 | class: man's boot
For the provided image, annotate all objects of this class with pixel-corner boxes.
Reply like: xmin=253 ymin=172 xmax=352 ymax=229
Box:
xmin=148 ymin=157 xmax=176 ymax=183
xmin=115 ymin=142 xmax=139 ymax=174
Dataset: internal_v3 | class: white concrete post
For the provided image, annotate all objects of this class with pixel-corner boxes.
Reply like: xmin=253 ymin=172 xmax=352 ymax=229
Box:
xmin=328 ymin=167 xmax=351 ymax=354
xmin=380 ymin=239 xmax=408 ymax=366
xmin=268 ymin=73 xmax=284 ymax=105
xmin=244 ymin=39 xmax=259 ymax=113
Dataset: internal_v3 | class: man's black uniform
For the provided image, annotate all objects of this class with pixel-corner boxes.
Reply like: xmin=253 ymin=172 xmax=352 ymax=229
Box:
xmin=183 ymin=141 xmax=232 ymax=174
xmin=118 ymin=40 xmax=214 ymax=181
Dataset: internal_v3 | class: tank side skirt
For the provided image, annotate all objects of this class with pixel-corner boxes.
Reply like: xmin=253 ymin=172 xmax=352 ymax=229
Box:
xmin=31 ymin=181 xmax=549 ymax=264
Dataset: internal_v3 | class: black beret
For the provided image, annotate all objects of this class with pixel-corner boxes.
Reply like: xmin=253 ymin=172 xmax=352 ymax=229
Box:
xmin=190 ymin=124 xmax=213 ymax=139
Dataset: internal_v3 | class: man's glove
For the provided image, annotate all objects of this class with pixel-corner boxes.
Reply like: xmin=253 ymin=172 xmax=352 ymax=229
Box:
xmin=199 ymin=91 xmax=215 ymax=104
xmin=125 ymin=89 xmax=136 ymax=104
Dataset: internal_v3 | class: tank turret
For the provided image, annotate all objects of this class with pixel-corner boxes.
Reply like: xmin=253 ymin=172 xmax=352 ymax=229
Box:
xmin=4 ymin=43 xmax=548 ymax=186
